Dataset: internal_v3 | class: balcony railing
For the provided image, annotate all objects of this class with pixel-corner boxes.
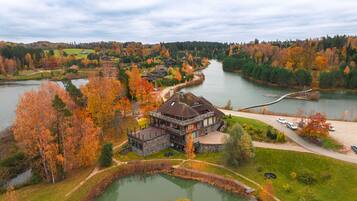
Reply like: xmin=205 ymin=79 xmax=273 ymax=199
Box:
xmin=150 ymin=111 xmax=214 ymax=126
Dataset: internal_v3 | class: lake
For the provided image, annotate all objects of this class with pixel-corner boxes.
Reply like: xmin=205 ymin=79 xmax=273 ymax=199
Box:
xmin=96 ymin=174 xmax=247 ymax=201
xmin=0 ymin=79 xmax=88 ymax=131
xmin=183 ymin=60 xmax=357 ymax=120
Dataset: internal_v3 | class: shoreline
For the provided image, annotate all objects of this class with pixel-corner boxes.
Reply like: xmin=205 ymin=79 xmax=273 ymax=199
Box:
xmin=224 ymin=69 xmax=357 ymax=94
xmin=83 ymin=160 xmax=256 ymax=201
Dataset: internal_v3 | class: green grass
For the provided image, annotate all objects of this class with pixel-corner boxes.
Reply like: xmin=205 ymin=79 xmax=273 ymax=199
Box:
xmin=195 ymin=148 xmax=357 ymax=201
xmin=53 ymin=48 xmax=94 ymax=59
xmin=0 ymin=167 xmax=93 ymax=201
xmin=115 ymin=148 xmax=186 ymax=162
xmin=224 ymin=116 xmax=286 ymax=142
xmin=321 ymin=137 xmax=344 ymax=151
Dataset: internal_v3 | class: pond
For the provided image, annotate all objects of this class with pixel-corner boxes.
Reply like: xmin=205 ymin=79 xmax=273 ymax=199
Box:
xmin=96 ymin=174 xmax=248 ymax=201
xmin=0 ymin=79 xmax=88 ymax=131
xmin=183 ymin=60 xmax=357 ymax=120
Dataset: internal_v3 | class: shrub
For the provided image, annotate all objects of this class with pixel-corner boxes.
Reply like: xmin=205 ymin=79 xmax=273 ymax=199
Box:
xmin=99 ymin=143 xmax=113 ymax=167
xmin=319 ymin=171 xmax=332 ymax=182
xmin=266 ymin=128 xmax=277 ymax=140
xmin=283 ymin=184 xmax=292 ymax=193
xmin=256 ymin=166 xmax=263 ymax=172
xmin=298 ymin=188 xmax=318 ymax=201
xmin=276 ymin=132 xmax=286 ymax=142
xmin=290 ymin=171 xmax=297 ymax=180
xmin=297 ymin=169 xmax=317 ymax=185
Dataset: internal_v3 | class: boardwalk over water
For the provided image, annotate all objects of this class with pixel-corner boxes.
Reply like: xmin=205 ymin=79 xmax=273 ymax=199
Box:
xmin=239 ymin=89 xmax=313 ymax=111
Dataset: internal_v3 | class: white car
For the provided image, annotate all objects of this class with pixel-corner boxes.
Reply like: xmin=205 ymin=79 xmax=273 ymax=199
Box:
xmin=329 ymin=125 xmax=335 ymax=132
xmin=286 ymin=122 xmax=298 ymax=130
xmin=277 ymin=118 xmax=287 ymax=124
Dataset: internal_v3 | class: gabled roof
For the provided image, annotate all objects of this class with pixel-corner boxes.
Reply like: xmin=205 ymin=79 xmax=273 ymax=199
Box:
xmin=157 ymin=92 xmax=224 ymax=119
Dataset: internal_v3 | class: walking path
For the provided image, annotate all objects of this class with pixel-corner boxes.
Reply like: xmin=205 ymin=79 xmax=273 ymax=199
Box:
xmin=220 ymin=109 xmax=357 ymax=164
xmin=240 ymin=89 xmax=312 ymax=111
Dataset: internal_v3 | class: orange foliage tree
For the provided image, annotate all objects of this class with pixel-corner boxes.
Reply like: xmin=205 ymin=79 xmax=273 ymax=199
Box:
xmin=13 ymin=82 xmax=100 ymax=183
xmin=126 ymin=65 xmax=158 ymax=115
xmin=301 ymin=112 xmax=330 ymax=138
xmin=259 ymin=180 xmax=275 ymax=201
xmin=185 ymin=133 xmax=195 ymax=159
xmin=81 ymin=76 xmax=124 ymax=129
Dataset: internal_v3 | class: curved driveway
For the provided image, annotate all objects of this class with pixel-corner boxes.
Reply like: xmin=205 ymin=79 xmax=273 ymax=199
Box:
xmin=220 ymin=109 xmax=357 ymax=164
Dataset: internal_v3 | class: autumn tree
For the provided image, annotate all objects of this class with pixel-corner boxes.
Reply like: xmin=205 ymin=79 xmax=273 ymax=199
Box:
xmin=4 ymin=186 xmax=19 ymax=201
xmin=126 ymin=64 xmax=141 ymax=99
xmin=301 ymin=112 xmax=330 ymax=138
xmin=13 ymin=82 xmax=67 ymax=183
xmin=13 ymin=82 xmax=100 ymax=183
xmin=259 ymin=180 xmax=275 ymax=201
xmin=314 ymin=53 xmax=328 ymax=70
xmin=81 ymin=76 xmax=124 ymax=129
xmin=185 ymin=133 xmax=195 ymax=160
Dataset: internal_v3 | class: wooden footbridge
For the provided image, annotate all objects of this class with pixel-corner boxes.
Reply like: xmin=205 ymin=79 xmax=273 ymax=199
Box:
xmin=239 ymin=89 xmax=313 ymax=111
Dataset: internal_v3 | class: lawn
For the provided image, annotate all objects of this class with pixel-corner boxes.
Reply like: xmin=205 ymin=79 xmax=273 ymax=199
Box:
xmin=2 ymin=147 xmax=356 ymax=201
xmin=194 ymin=148 xmax=357 ymax=201
xmin=115 ymin=148 xmax=186 ymax=162
xmin=0 ymin=167 xmax=94 ymax=201
xmin=54 ymin=48 xmax=95 ymax=59
xmin=224 ymin=116 xmax=286 ymax=143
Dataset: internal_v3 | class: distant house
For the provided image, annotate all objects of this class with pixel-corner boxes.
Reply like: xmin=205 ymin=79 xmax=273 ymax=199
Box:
xmin=128 ymin=92 xmax=225 ymax=156
xmin=143 ymin=66 xmax=168 ymax=82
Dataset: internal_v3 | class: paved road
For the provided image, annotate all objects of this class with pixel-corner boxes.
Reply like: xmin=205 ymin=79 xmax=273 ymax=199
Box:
xmin=220 ymin=109 xmax=357 ymax=164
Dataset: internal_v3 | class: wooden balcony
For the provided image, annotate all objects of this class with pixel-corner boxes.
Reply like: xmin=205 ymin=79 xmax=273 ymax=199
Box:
xmin=150 ymin=111 xmax=215 ymax=126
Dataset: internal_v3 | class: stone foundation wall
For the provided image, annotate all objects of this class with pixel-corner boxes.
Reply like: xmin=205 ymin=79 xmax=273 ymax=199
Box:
xmin=141 ymin=134 xmax=170 ymax=156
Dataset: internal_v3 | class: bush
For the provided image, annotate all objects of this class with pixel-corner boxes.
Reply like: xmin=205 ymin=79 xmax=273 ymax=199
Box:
xmin=276 ymin=132 xmax=286 ymax=142
xmin=298 ymin=188 xmax=318 ymax=201
xmin=99 ymin=143 xmax=113 ymax=167
xmin=290 ymin=171 xmax=297 ymax=180
xmin=319 ymin=171 xmax=332 ymax=182
xmin=283 ymin=184 xmax=292 ymax=193
xmin=297 ymin=169 xmax=317 ymax=185
xmin=266 ymin=128 xmax=277 ymax=140
xmin=256 ymin=166 xmax=263 ymax=172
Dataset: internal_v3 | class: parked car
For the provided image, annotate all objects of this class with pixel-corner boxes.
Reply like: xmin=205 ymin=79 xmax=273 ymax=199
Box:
xmin=277 ymin=118 xmax=287 ymax=124
xmin=351 ymin=145 xmax=357 ymax=154
xmin=329 ymin=125 xmax=335 ymax=132
xmin=286 ymin=122 xmax=298 ymax=130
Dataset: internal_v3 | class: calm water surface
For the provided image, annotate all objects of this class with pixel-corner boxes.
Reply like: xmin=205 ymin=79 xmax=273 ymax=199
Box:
xmin=0 ymin=79 xmax=88 ymax=131
xmin=96 ymin=174 xmax=247 ymax=201
xmin=183 ymin=60 xmax=357 ymax=119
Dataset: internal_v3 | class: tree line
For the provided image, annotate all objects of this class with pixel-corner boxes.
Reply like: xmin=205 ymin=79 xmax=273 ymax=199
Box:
xmin=223 ymin=53 xmax=312 ymax=87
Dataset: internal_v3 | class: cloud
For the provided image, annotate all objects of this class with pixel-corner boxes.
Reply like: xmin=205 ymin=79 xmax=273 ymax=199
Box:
xmin=0 ymin=0 xmax=356 ymax=43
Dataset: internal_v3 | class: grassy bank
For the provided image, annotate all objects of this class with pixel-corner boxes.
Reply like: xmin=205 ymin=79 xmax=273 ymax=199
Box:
xmin=195 ymin=148 xmax=357 ymax=201
xmin=224 ymin=116 xmax=286 ymax=143
xmin=2 ymin=147 xmax=356 ymax=201
xmin=0 ymin=68 xmax=99 ymax=81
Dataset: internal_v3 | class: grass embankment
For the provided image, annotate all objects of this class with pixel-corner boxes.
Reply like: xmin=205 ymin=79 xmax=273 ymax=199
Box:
xmin=115 ymin=148 xmax=186 ymax=161
xmin=2 ymin=148 xmax=356 ymax=201
xmin=193 ymin=148 xmax=357 ymax=201
xmin=224 ymin=116 xmax=286 ymax=143
xmin=0 ymin=68 xmax=99 ymax=81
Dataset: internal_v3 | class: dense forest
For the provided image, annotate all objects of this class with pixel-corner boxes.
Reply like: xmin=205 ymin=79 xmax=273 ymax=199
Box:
xmin=223 ymin=35 xmax=357 ymax=89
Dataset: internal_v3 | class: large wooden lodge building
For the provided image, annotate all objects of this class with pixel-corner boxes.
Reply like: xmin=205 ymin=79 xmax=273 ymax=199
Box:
xmin=128 ymin=92 xmax=225 ymax=156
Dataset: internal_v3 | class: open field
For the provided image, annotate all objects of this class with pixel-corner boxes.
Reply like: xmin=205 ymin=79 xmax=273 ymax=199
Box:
xmin=53 ymin=48 xmax=95 ymax=59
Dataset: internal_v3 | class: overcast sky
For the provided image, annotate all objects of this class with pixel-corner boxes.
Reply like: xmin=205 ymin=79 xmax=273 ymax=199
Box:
xmin=1 ymin=0 xmax=357 ymax=43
